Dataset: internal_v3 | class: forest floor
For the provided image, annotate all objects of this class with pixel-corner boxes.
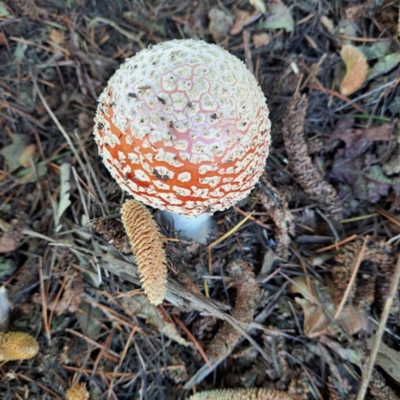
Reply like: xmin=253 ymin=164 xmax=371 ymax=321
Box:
xmin=0 ymin=0 xmax=400 ymax=399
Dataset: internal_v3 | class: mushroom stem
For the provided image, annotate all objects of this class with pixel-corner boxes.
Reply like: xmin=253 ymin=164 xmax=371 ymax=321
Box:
xmin=0 ymin=287 xmax=9 ymax=331
xmin=159 ymin=211 xmax=217 ymax=245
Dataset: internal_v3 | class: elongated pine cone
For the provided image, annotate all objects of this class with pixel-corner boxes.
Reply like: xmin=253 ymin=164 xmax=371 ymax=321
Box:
xmin=340 ymin=45 xmax=368 ymax=96
xmin=65 ymin=383 xmax=89 ymax=400
xmin=121 ymin=199 xmax=168 ymax=305
xmin=0 ymin=331 xmax=39 ymax=361
xmin=189 ymin=388 xmax=293 ymax=400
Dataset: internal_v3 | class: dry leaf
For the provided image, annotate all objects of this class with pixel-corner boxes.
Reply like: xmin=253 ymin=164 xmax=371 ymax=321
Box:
xmin=18 ymin=143 xmax=37 ymax=168
xmin=230 ymin=8 xmax=262 ymax=35
xmin=0 ymin=218 xmax=24 ymax=254
xmin=120 ymin=293 xmax=189 ymax=346
xmin=291 ymin=277 xmax=368 ymax=337
xmin=0 ymin=134 xmax=31 ymax=173
xmin=208 ymin=7 xmax=233 ymax=43
xmin=253 ymin=32 xmax=270 ymax=47
xmin=48 ymin=29 xmax=65 ymax=53
xmin=320 ymin=16 xmax=335 ymax=35
xmin=250 ymin=0 xmax=267 ymax=14
xmin=14 ymin=0 xmax=48 ymax=20
xmin=92 ymin=218 xmax=131 ymax=254
xmin=369 ymin=369 xmax=400 ymax=400
xmin=0 ymin=32 xmax=6 ymax=46
xmin=367 ymin=337 xmax=400 ymax=384
xmin=47 ymin=270 xmax=84 ymax=315
xmin=76 ymin=302 xmax=103 ymax=342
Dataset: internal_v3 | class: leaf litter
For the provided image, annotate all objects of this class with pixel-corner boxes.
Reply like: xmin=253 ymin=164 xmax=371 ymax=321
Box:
xmin=0 ymin=0 xmax=400 ymax=399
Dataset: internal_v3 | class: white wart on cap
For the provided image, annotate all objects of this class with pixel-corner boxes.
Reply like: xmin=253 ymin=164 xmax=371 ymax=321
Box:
xmin=94 ymin=39 xmax=271 ymax=217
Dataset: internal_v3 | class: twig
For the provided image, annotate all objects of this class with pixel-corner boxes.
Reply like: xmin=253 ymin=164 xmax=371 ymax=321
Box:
xmin=208 ymin=213 xmax=253 ymax=249
xmin=356 ymin=252 xmax=400 ymax=400
xmin=30 ymin=72 xmax=92 ymax=190
xmin=38 ymin=258 xmax=50 ymax=343
xmin=316 ymin=234 xmax=357 ymax=253
xmin=88 ymin=17 xmax=144 ymax=48
xmin=172 ymin=315 xmax=212 ymax=370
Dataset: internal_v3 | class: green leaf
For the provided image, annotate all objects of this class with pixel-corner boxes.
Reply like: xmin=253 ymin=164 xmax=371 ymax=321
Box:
xmin=17 ymin=164 xmax=47 ymax=184
xmin=56 ymin=162 xmax=72 ymax=225
xmin=0 ymin=256 xmax=17 ymax=279
xmin=0 ymin=134 xmax=30 ymax=173
xmin=259 ymin=0 xmax=294 ymax=32
xmin=13 ymin=42 xmax=28 ymax=64
xmin=0 ymin=2 xmax=13 ymax=18
xmin=368 ymin=52 xmax=400 ymax=80
xmin=360 ymin=41 xmax=391 ymax=60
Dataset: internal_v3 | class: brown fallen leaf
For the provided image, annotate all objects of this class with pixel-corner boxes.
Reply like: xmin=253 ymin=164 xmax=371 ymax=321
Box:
xmin=320 ymin=16 xmax=335 ymax=35
xmin=120 ymin=292 xmax=190 ymax=346
xmin=369 ymin=369 xmax=400 ymax=400
xmin=0 ymin=32 xmax=6 ymax=46
xmin=48 ymin=270 xmax=84 ymax=315
xmin=208 ymin=7 xmax=233 ymax=44
xmin=48 ymin=29 xmax=65 ymax=53
xmin=18 ymin=143 xmax=37 ymax=168
xmin=250 ymin=0 xmax=267 ymax=14
xmin=291 ymin=277 xmax=368 ymax=337
xmin=0 ymin=217 xmax=24 ymax=254
xmin=230 ymin=8 xmax=262 ymax=35
xmin=253 ymin=32 xmax=270 ymax=48
xmin=367 ymin=337 xmax=400 ymax=384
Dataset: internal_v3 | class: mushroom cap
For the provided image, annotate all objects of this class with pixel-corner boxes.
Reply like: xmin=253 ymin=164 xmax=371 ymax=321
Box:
xmin=94 ymin=39 xmax=271 ymax=216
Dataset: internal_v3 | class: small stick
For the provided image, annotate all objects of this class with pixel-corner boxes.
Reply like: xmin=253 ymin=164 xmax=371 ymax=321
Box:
xmin=356 ymin=252 xmax=400 ymax=400
xmin=38 ymin=258 xmax=51 ymax=343
xmin=208 ymin=213 xmax=253 ymax=249
xmin=30 ymin=73 xmax=91 ymax=187
xmin=173 ymin=315 xmax=212 ymax=370
xmin=316 ymin=234 xmax=358 ymax=253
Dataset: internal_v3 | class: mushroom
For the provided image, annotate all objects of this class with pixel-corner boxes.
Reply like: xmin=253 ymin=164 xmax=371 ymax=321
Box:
xmin=94 ymin=39 xmax=271 ymax=243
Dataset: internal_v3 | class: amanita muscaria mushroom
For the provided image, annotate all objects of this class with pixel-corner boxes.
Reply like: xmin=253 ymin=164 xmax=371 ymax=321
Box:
xmin=94 ymin=39 xmax=271 ymax=303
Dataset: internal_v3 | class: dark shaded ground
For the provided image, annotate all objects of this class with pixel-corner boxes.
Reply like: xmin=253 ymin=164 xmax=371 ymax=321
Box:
xmin=0 ymin=0 xmax=400 ymax=399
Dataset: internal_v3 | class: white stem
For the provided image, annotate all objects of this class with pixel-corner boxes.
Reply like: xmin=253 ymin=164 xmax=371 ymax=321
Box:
xmin=159 ymin=211 xmax=217 ymax=244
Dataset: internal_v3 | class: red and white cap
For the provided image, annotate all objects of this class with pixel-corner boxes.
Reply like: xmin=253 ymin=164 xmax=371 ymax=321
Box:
xmin=94 ymin=39 xmax=271 ymax=217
